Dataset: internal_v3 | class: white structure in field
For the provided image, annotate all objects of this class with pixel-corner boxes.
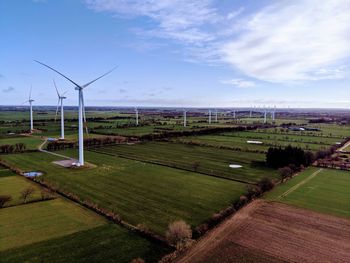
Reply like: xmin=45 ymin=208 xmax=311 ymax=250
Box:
xmin=208 ymin=109 xmax=212 ymax=124
xmin=53 ymin=79 xmax=67 ymax=139
xmin=24 ymin=87 xmax=35 ymax=132
xmin=215 ymin=109 xmax=218 ymax=122
xmin=135 ymin=107 xmax=139 ymax=126
xmin=36 ymin=60 xmax=116 ymax=166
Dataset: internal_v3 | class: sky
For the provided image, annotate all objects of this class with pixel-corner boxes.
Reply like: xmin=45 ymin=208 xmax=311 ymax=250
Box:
xmin=0 ymin=0 xmax=350 ymax=108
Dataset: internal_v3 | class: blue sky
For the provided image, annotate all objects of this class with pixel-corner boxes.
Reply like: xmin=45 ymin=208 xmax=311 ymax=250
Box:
xmin=0 ymin=0 xmax=350 ymax=108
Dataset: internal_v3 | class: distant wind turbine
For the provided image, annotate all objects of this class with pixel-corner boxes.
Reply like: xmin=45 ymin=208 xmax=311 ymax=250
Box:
xmin=183 ymin=109 xmax=187 ymax=127
xmin=35 ymin=60 xmax=116 ymax=166
xmin=208 ymin=109 xmax=212 ymax=124
xmin=53 ymin=79 xmax=67 ymax=139
xmin=135 ymin=107 xmax=139 ymax=126
xmin=23 ymin=86 xmax=35 ymax=132
xmin=215 ymin=109 xmax=218 ymax=122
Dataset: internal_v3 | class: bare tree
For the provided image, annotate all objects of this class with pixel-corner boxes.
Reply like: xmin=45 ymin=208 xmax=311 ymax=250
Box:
xmin=166 ymin=220 xmax=192 ymax=248
xmin=0 ymin=195 xmax=12 ymax=208
xmin=20 ymin=187 xmax=35 ymax=204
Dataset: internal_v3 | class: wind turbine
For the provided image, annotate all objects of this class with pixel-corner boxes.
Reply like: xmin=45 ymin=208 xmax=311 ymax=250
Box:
xmin=250 ymin=106 xmax=252 ymax=118
xmin=53 ymin=79 xmax=67 ymax=139
xmin=135 ymin=107 xmax=139 ymax=126
xmin=264 ymin=107 xmax=267 ymax=124
xmin=35 ymin=60 xmax=116 ymax=166
xmin=183 ymin=109 xmax=187 ymax=127
xmin=208 ymin=109 xmax=212 ymax=124
xmin=23 ymin=87 xmax=35 ymax=132
xmin=215 ymin=109 xmax=218 ymax=122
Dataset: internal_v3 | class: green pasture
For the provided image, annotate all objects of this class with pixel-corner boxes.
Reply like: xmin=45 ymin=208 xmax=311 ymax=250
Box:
xmin=0 ymin=136 xmax=43 ymax=150
xmin=0 ymin=175 xmax=45 ymax=207
xmin=265 ymin=167 xmax=350 ymax=218
xmin=1 ymin=150 xmax=247 ymax=235
xmin=92 ymin=142 xmax=278 ymax=183
xmin=0 ymin=198 xmax=107 ymax=251
xmin=0 ymin=224 xmax=169 ymax=263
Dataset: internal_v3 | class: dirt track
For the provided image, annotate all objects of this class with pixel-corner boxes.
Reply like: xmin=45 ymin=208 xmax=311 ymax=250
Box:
xmin=176 ymin=200 xmax=350 ymax=263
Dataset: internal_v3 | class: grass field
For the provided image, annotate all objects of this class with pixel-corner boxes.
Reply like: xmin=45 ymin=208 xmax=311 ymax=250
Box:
xmin=0 ymin=224 xmax=169 ymax=263
xmin=0 ymin=175 xmax=45 ymax=207
xmin=1 ymin=150 xmax=247 ymax=235
xmin=175 ymin=131 xmax=336 ymax=152
xmin=0 ymin=136 xmax=43 ymax=150
xmin=91 ymin=142 xmax=278 ymax=183
xmin=265 ymin=167 xmax=350 ymax=218
xmin=0 ymin=198 xmax=107 ymax=251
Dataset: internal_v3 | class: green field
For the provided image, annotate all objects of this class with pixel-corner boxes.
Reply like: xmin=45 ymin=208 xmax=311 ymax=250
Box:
xmin=265 ymin=167 xmax=350 ymax=218
xmin=91 ymin=142 xmax=278 ymax=183
xmin=0 ymin=175 xmax=45 ymax=207
xmin=0 ymin=168 xmax=170 ymax=262
xmin=0 ymin=136 xmax=43 ymax=150
xmin=0 ymin=224 xmax=169 ymax=263
xmin=174 ymin=131 xmax=336 ymax=153
xmin=0 ymin=198 xmax=107 ymax=251
xmin=1 ymin=150 xmax=247 ymax=235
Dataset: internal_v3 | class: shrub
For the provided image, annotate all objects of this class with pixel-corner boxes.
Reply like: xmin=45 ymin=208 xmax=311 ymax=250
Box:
xmin=257 ymin=178 xmax=274 ymax=192
xmin=0 ymin=195 xmax=12 ymax=208
xmin=278 ymin=166 xmax=293 ymax=181
xmin=130 ymin=258 xmax=145 ymax=263
xmin=20 ymin=187 xmax=35 ymax=204
xmin=165 ymin=220 xmax=192 ymax=248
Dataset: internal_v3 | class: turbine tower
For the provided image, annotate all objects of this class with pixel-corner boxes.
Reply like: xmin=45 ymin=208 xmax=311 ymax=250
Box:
xmin=250 ymin=106 xmax=252 ymax=118
xmin=208 ymin=109 xmax=212 ymax=124
xmin=23 ymin=87 xmax=35 ymax=132
xmin=183 ymin=109 xmax=187 ymax=127
xmin=264 ymin=108 xmax=267 ymax=124
xmin=135 ymin=107 xmax=139 ymax=126
xmin=233 ymin=109 xmax=236 ymax=119
xmin=53 ymin=79 xmax=67 ymax=139
xmin=35 ymin=60 xmax=116 ymax=166
xmin=215 ymin=109 xmax=218 ymax=122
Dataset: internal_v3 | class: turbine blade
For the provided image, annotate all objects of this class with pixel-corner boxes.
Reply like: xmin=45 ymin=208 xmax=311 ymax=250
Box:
xmin=29 ymin=86 xmax=32 ymax=100
xmin=62 ymin=90 xmax=68 ymax=96
xmin=34 ymin=60 xmax=82 ymax=88
xmin=53 ymin=79 xmax=60 ymax=97
xmin=55 ymin=98 xmax=60 ymax=122
xmin=82 ymin=66 xmax=117 ymax=88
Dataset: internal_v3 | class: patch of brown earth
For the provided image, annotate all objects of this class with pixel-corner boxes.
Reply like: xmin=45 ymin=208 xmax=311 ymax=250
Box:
xmin=176 ymin=200 xmax=350 ymax=263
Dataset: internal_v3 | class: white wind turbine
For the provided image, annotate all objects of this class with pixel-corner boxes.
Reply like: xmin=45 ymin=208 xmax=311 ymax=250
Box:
xmin=183 ymin=109 xmax=187 ymax=127
xmin=208 ymin=109 xmax=212 ymax=124
xmin=135 ymin=107 xmax=139 ymax=126
xmin=53 ymin=79 xmax=67 ymax=139
xmin=35 ymin=60 xmax=116 ymax=166
xmin=23 ymin=86 xmax=35 ymax=132
xmin=215 ymin=109 xmax=218 ymax=122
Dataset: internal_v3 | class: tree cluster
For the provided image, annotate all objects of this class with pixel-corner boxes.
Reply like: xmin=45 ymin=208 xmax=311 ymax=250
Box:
xmin=0 ymin=143 xmax=26 ymax=154
xmin=266 ymin=145 xmax=314 ymax=168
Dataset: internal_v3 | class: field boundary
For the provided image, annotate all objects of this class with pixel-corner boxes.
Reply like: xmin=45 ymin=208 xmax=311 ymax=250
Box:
xmin=277 ymin=168 xmax=323 ymax=199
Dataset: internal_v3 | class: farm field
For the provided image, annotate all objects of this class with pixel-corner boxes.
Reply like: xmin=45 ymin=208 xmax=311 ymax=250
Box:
xmin=0 ymin=224 xmax=169 ymax=263
xmin=176 ymin=200 xmax=350 ymax=263
xmin=174 ymin=132 xmax=333 ymax=152
xmin=91 ymin=141 xmax=278 ymax=183
xmin=0 ymin=136 xmax=43 ymax=150
xmin=0 ymin=173 xmax=45 ymax=207
xmin=265 ymin=167 xmax=350 ymax=218
xmin=0 ymin=199 xmax=107 ymax=251
xmin=1 ymin=150 xmax=247 ymax=235
xmin=0 ymin=166 xmax=170 ymax=262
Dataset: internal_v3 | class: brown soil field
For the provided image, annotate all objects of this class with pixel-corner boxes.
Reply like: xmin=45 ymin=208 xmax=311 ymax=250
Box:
xmin=176 ymin=200 xmax=350 ymax=263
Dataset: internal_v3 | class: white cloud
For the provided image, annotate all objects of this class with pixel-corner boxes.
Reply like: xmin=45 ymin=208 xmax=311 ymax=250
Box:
xmin=221 ymin=78 xmax=256 ymax=88
xmin=85 ymin=0 xmax=218 ymax=44
xmin=221 ymin=0 xmax=350 ymax=82
xmin=85 ymin=0 xmax=350 ymax=83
